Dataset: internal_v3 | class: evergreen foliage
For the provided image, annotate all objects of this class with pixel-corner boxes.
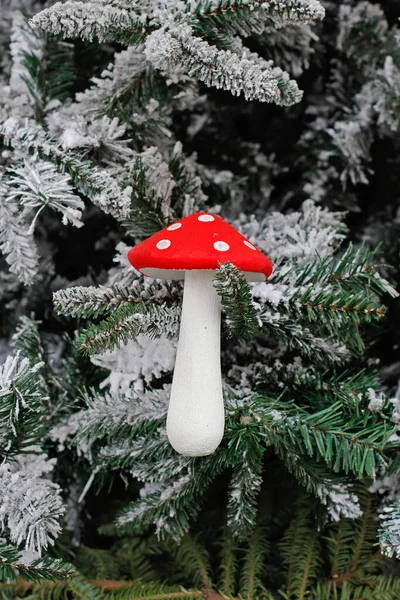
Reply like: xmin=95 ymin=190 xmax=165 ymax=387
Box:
xmin=0 ymin=0 xmax=400 ymax=592
xmin=1 ymin=490 xmax=398 ymax=598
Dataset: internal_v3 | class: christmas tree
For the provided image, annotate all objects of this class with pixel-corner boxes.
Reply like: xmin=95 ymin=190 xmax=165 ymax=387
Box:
xmin=1 ymin=0 xmax=400 ymax=597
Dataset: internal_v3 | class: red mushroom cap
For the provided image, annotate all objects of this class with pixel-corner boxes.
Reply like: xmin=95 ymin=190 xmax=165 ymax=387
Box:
xmin=127 ymin=212 xmax=273 ymax=281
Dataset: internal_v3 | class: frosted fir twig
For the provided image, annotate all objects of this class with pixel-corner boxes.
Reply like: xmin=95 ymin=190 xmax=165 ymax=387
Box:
xmin=277 ymin=449 xmax=362 ymax=520
xmin=9 ymin=13 xmax=45 ymax=102
xmin=0 ymin=181 xmax=39 ymax=286
xmin=99 ymin=433 xmax=175 ymax=471
xmin=0 ymin=119 xmax=132 ymax=222
xmin=0 ymin=352 xmax=48 ymax=451
xmin=214 ymin=263 xmax=262 ymax=340
xmin=0 ymin=454 xmax=65 ymax=552
xmin=71 ymin=388 xmax=170 ymax=454
xmin=11 ymin=316 xmax=49 ymax=396
xmin=53 ymin=281 xmax=178 ymax=319
xmin=118 ymin=455 xmax=224 ymax=540
xmin=191 ymin=0 xmax=325 ymax=35
xmin=0 ymin=541 xmax=73 ymax=582
xmin=78 ymin=303 xmax=180 ymax=355
xmin=379 ymin=501 xmax=400 ymax=559
xmin=236 ymin=200 xmax=347 ymax=267
xmin=7 ymin=160 xmax=85 ymax=231
xmin=260 ymin=311 xmax=349 ymax=364
xmin=30 ymin=1 xmax=147 ymax=44
xmin=144 ymin=23 xmax=302 ymax=105
xmin=248 ymin=398 xmax=393 ymax=478
xmin=74 ymin=46 xmax=151 ymax=116
xmin=227 ymin=445 xmax=265 ymax=540
xmin=270 ymin=242 xmax=398 ymax=299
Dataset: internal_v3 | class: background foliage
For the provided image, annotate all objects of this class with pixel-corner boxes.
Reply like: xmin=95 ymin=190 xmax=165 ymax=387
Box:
xmin=1 ymin=0 xmax=400 ymax=597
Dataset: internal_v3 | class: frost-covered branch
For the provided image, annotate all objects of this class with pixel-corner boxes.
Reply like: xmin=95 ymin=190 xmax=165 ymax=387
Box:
xmin=78 ymin=303 xmax=180 ymax=355
xmin=0 ymin=179 xmax=39 ymax=285
xmin=0 ymin=541 xmax=73 ymax=582
xmin=0 ymin=454 xmax=65 ymax=552
xmin=379 ymin=501 xmax=400 ymax=559
xmin=30 ymin=1 xmax=147 ymax=44
xmin=0 ymin=352 xmax=47 ymax=452
xmin=7 ymin=160 xmax=85 ymax=230
xmin=144 ymin=23 xmax=303 ymax=105
xmin=192 ymin=0 xmax=325 ymax=37
xmin=0 ymin=119 xmax=132 ymax=222
xmin=53 ymin=281 xmax=178 ymax=319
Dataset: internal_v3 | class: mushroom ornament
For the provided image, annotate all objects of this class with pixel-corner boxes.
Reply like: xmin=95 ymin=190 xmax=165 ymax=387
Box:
xmin=127 ymin=212 xmax=273 ymax=456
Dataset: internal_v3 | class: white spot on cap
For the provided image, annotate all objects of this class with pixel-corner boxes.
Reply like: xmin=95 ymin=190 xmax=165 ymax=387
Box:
xmin=244 ymin=240 xmax=256 ymax=250
xmin=167 ymin=222 xmax=182 ymax=231
xmin=198 ymin=214 xmax=215 ymax=222
xmin=214 ymin=241 xmax=229 ymax=252
xmin=156 ymin=239 xmax=171 ymax=250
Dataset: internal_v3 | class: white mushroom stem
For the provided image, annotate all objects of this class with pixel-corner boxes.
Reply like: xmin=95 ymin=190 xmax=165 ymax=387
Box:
xmin=167 ymin=270 xmax=225 ymax=456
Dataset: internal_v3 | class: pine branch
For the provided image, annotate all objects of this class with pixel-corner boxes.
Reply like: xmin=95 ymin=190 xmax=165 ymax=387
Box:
xmin=175 ymin=536 xmax=212 ymax=589
xmin=191 ymin=0 xmax=325 ymax=38
xmin=279 ymin=503 xmax=321 ymax=599
xmin=0 ymin=120 xmax=132 ymax=223
xmin=379 ymin=500 xmax=400 ymax=559
xmin=226 ymin=429 xmax=265 ymax=540
xmin=326 ymin=486 xmax=380 ymax=581
xmin=71 ymin=387 xmax=169 ymax=454
xmin=77 ymin=303 xmax=180 ymax=355
xmin=228 ymin=395 xmax=395 ymax=478
xmin=122 ymin=155 xmax=172 ymax=236
xmin=218 ymin=530 xmax=237 ymax=597
xmin=11 ymin=315 xmax=50 ymax=397
xmin=274 ymin=243 xmax=398 ymax=299
xmin=30 ymin=2 xmax=148 ymax=44
xmin=13 ymin=15 xmax=75 ymax=121
xmin=0 ymin=352 xmax=48 ymax=454
xmin=214 ymin=263 xmax=261 ymax=340
xmin=277 ymin=450 xmax=362 ymax=520
xmin=144 ymin=23 xmax=302 ymax=105
xmin=239 ymin=525 xmax=269 ymax=599
xmin=0 ymin=179 xmax=39 ymax=285
xmin=53 ymin=281 xmax=179 ymax=319
xmin=6 ymin=159 xmax=85 ymax=229
xmin=260 ymin=313 xmax=349 ymax=364
xmin=0 ymin=542 xmax=73 ymax=583
xmin=118 ymin=455 xmax=226 ymax=540
xmin=105 ymin=581 xmax=203 ymax=600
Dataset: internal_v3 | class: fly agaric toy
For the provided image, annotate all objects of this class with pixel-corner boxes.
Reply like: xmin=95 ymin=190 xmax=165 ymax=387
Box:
xmin=128 ymin=212 xmax=273 ymax=456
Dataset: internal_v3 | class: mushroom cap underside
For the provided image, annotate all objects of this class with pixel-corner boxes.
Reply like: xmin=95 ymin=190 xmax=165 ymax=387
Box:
xmin=128 ymin=212 xmax=273 ymax=281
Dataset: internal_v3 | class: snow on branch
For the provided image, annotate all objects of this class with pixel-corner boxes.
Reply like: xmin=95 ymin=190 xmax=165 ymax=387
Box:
xmin=0 ymin=352 xmax=47 ymax=452
xmin=0 ymin=119 xmax=132 ymax=222
xmin=0 ymin=454 xmax=65 ymax=553
xmin=191 ymin=0 xmax=325 ymax=36
xmin=277 ymin=449 xmax=362 ymax=520
xmin=118 ymin=455 xmax=223 ymax=540
xmin=78 ymin=303 xmax=180 ymax=355
xmin=53 ymin=281 xmax=176 ymax=319
xmin=144 ymin=23 xmax=302 ymax=105
xmin=260 ymin=311 xmax=349 ymax=364
xmin=236 ymin=200 xmax=347 ymax=266
xmin=0 ymin=179 xmax=39 ymax=286
xmin=227 ymin=443 xmax=265 ymax=540
xmin=0 ymin=541 xmax=73 ymax=582
xmin=7 ymin=159 xmax=85 ymax=231
xmin=379 ymin=501 xmax=400 ymax=559
xmin=30 ymin=1 xmax=146 ymax=43
xmin=214 ymin=263 xmax=262 ymax=340
xmin=68 ymin=387 xmax=170 ymax=457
